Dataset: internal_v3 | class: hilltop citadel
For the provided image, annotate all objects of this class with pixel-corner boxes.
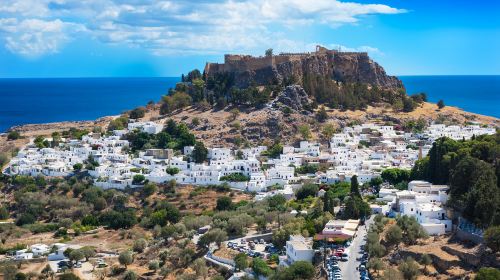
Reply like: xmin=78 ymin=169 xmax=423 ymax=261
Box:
xmin=204 ymin=45 xmax=402 ymax=89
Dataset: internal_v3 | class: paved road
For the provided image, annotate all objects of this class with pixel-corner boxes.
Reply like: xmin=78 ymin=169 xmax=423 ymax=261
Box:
xmin=340 ymin=217 xmax=373 ymax=280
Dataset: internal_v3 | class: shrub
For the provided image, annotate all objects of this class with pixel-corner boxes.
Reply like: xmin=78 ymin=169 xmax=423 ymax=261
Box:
xmin=148 ymin=260 xmax=160 ymax=271
xmin=129 ymin=107 xmax=146 ymax=119
xmin=132 ymin=174 xmax=145 ymax=185
xmin=398 ymin=257 xmax=420 ymax=280
xmin=16 ymin=213 xmax=36 ymax=226
xmin=58 ymin=273 xmax=80 ymax=280
xmin=216 ymin=196 xmax=233 ymax=211
xmin=118 ymin=251 xmax=133 ymax=268
xmin=234 ymin=253 xmax=248 ymax=271
xmin=475 ymin=267 xmax=500 ymax=280
xmin=0 ymin=205 xmax=9 ymax=220
xmin=7 ymin=131 xmax=21 ymax=140
xmin=484 ymin=226 xmax=500 ymax=253
xmin=219 ymin=173 xmax=250 ymax=182
xmin=437 ymin=99 xmax=445 ymax=109
xmin=385 ymin=225 xmax=403 ymax=247
xmin=123 ymin=270 xmax=137 ymax=280
xmin=252 ymin=257 xmax=271 ymax=276
xmin=73 ymin=163 xmax=83 ymax=171
xmin=132 ymin=238 xmax=147 ymax=253
xmin=166 ymin=167 xmax=180 ymax=175
xmin=296 ymin=184 xmax=319 ymax=200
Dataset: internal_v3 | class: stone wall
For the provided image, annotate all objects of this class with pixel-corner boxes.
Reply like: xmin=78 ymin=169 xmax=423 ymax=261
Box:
xmin=203 ymin=45 xmax=403 ymax=90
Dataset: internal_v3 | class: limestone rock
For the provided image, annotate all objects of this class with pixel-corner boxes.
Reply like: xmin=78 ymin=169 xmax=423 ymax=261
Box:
xmin=273 ymin=85 xmax=312 ymax=111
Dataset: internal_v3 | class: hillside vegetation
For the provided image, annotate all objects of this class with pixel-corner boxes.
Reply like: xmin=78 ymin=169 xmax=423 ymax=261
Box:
xmin=411 ymin=132 xmax=500 ymax=228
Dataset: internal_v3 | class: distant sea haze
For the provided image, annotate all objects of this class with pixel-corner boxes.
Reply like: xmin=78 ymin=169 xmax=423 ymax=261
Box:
xmin=0 ymin=76 xmax=498 ymax=132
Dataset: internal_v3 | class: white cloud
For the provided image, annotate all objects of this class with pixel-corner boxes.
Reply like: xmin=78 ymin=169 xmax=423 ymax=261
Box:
xmin=0 ymin=18 xmax=83 ymax=57
xmin=0 ymin=0 xmax=405 ymax=56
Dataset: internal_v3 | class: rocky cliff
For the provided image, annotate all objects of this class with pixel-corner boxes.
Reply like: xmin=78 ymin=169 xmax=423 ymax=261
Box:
xmin=206 ymin=47 xmax=403 ymax=91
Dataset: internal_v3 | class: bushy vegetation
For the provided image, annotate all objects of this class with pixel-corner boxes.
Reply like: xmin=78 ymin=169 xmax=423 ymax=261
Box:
xmin=108 ymin=115 xmax=129 ymax=131
xmin=219 ymin=173 xmax=250 ymax=182
xmin=295 ymin=164 xmax=319 ymax=175
xmin=411 ymin=133 xmax=500 ymax=227
xmin=129 ymin=107 xmax=146 ymax=119
xmin=163 ymin=63 xmax=421 ymax=114
xmin=302 ymin=74 xmax=421 ymax=112
xmin=124 ymin=119 xmax=195 ymax=151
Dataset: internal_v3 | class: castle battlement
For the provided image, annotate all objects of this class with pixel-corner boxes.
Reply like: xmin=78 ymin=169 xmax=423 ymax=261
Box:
xmin=204 ymin=45 xmax=368 ymax=77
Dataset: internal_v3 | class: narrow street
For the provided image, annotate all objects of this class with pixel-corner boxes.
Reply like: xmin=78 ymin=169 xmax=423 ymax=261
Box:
xmin=340 ymin=216 xmax=372 ymax=280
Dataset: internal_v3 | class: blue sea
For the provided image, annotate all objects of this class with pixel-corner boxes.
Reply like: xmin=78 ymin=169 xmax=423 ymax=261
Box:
xmin=0 ymin=76 xmax=498 ymax=132
xmin=400 ymin=76 xmax=499 ymax=118
xmin=0 ymin=77 xmax=179 ymax=132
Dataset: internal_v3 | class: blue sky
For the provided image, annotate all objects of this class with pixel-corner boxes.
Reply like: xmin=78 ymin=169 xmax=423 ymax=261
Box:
xmin=0 ymin=0 xmax=499 ymax=77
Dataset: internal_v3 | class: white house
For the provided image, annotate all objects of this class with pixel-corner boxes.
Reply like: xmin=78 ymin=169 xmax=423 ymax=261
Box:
xmin=280 ymin=235 xmax=315 ymax=267
xmin=31 ymin=244 xmax=50 ymax=257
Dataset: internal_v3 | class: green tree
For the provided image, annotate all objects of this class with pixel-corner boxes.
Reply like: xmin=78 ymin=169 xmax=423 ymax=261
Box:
xmin=119 ymin=251 xmax=134 ymax=268
xmin=198 ymin=228 xmax=227 ymax=247
xmin=321 ymin=123 xmax=336 ymax=140
xmin=298 ymin=124 xmax=312 ymax=140
xmin=148 ymin=260 xmax=160 ymax=272
xmin=132 ymin=238 xmax=147 ymax=253
xmin=265 ymin=48 xmax=273 ymax=56
xmin=143 ymin=182 xmax=157 ymax=197
xmin=58 ymin=273 xmax=80 ymax=280
xmin=69 ymin=249 xmax=84 ymax=264
xmin=397 ymin=215 xmax=428 ymax=245
xmin=192 ymin=258 xmax=209 ymax=280
xmin=437 ymin=99 xmax=445 ymax=109
xmin=484 ymin=226 xmax=500 ymax=253
xmin=229 ymin=108 xmax=240 ymax=122
xmin=129 ymin=107 xmax=146 ymax=119
xmin=267 ymin=194 xmax=287 ymax=210
xmin=191 ymin=141 xmax=208 ymax=163
xmin=123 ymin=270 xmax=137 ymax=280
xmin=296 ymin=184 xmax=319 ymax=200
xmin=381 ymin=268 xmax=403 ymax=280
xmin=0 ymin=205 xmax=9 ymax=220
xmin=350 ymin=175 xmax=361 ymax=197
xmin=316 ymin=106 xmax=328 ymax=122
xmin=323 ymin=190 xmax=336 ymax=215
xmin=265 ymin=142 xmax=283 ymax=158
xmin=385 ymin=225 xmax=403 ymax=247
xmin=80 ymin=246 xmax=96 ymax=261
xmin=367 ymin=257 xmax=385 ymax=277
xmin=420 ymin=254 xmax=432 ymax=273
xmin=1 ymin=264 xmax=18 ymax=280
xmin=381 ymin=168 xmax=410 ymax=185
xmin=7 ymin=131 xmax=21 ymax=140
xmin=398 ymin=257 xmax=420 ymax=280
xmin=73 ymin=163 xmax=83 ymax=171
xmin=475 ymin=267 xmax=500 ymax=280
xmin=287 ymin=261 xmax=315 ymax=279
xmin=132 ymin=174 xmax=146 ymax=185
xmin=234 ymin=253 xmax=248 ymax=271
xmin=216 ymin=196 xmax=233 ymax=211
xmin=252 ymin=257 xmax=271 ymax=276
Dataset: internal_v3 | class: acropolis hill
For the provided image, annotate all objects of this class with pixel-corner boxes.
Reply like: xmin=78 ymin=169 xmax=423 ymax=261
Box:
xmin=204 ymin=45 xmax=404 ymax=90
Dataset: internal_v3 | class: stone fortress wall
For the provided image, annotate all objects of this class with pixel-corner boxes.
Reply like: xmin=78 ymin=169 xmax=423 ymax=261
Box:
xmin=204 ymin=45 xmax=368 ymax=76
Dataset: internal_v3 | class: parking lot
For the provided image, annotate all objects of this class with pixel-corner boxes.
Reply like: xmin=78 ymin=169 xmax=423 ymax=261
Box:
xmin=224 ymin=236 xmax=278 ymax=259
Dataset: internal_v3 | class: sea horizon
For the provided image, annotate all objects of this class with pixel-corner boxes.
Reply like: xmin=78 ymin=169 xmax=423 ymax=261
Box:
xmin=0 ymin=75 xmax=498 ymax=132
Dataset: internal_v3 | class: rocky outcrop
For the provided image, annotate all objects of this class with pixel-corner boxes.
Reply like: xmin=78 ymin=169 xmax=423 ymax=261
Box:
xmin=273 ymin=85 xmax=313 ymax=111
xmin=208 ymin=48 xmax=403 ymax=91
